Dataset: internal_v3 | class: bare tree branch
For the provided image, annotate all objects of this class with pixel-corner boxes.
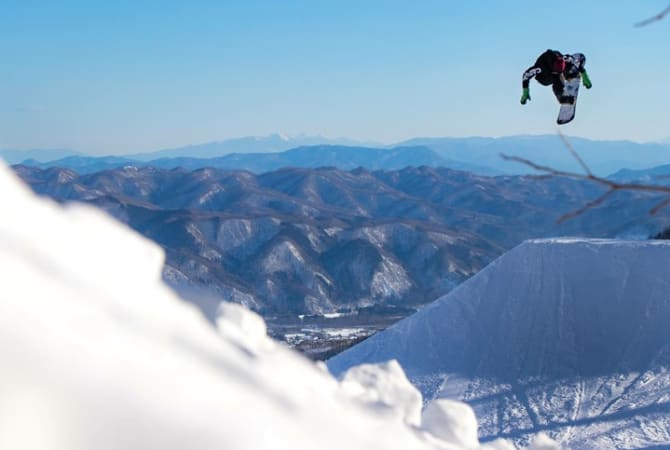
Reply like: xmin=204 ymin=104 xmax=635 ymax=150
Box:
xmin=558 ymin=130 xmax=592 ymax=176
xmin=501 ymin=154 xmax=596 ymax=181
xmin=651 ymin=196 xmax=670 ymax=215
xmin=501 ymin=135 xmax=670 ymax=221
xmin=500 ymin=153 xmax=670 ymax=196
xmin=558 ymin=190 xmax=617 ymax=223
xmin=635 ymin=4 xmax=670 ymax=27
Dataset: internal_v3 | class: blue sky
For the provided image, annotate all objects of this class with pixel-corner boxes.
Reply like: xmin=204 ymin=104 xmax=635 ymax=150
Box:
xmin=1 ymin=1 xmax=668 ymax=154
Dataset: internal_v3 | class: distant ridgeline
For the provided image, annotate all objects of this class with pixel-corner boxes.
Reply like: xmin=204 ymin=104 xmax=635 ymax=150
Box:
xmin=10 ymin=135 xmax=670 ymax=176
xmin=12 ymin=163 xmax=670 ymax=323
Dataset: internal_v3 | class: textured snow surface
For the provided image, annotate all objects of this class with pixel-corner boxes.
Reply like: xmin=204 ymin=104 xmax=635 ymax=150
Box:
xmin=329 ymin=237 xmax=670 ymax=449
xmin=0 ymin=161 xmax=559 ymax=450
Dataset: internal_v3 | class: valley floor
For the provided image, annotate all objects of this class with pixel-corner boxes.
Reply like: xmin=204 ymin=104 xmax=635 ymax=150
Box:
xmin=267 ymin=308 xmax=415 ymax=360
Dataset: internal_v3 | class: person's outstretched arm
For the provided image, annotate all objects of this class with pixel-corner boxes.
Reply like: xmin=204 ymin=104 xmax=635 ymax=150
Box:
xmin=580 ymin=69 xmax=592 ymax=89
xmin=521 ymin=66 xmax=540 ymax=104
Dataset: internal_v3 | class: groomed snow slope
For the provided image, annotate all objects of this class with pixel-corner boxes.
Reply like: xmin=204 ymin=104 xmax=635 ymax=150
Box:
xmin=0 ymin=161 xmax=563 ymax=450
xmin=328 ymin=238 xmax=670 ymax=449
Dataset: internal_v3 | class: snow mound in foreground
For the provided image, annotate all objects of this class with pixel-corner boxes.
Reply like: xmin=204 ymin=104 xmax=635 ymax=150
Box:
xmin=0 ymin=162 xmax=558 ymax=450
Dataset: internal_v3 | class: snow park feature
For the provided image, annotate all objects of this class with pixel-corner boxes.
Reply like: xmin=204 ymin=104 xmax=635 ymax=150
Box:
xmin=328 ymin=238 xmax=670 ymax=449
xmin=0 ymin=159 xmax=561 ymax=450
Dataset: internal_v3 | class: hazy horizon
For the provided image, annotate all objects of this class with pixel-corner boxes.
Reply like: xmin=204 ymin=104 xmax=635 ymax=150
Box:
xmin=0 ymin=133 xmax=670 ymax=156
xmin=3 ymin=132 xmax=670 ymax=159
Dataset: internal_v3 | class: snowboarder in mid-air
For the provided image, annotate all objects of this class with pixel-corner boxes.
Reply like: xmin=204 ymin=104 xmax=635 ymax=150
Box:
xmin=520 ymin=49 xmax=592 ymax=124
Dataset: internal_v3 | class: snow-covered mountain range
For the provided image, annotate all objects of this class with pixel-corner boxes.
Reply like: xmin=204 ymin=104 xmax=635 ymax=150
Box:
xmin=328 ymin=238 xmax=670 ymax=449
xmin=14 ymin=163 xmax=670 ymax=317
xmin=0 ymin=159 xmax=560 ymax=450
xmin=12 ymin=162 xmax=670 ymax=353
xmin=13 ymin=165 xmax=505 ymax=316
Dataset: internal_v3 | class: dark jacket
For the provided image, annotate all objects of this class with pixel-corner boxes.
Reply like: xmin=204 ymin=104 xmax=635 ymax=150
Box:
xmin=522 ymin=49 xmax=586 ymax=88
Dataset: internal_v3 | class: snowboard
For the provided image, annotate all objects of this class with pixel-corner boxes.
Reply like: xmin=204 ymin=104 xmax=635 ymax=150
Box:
xmin=556 ymin=76 xmax=580 ymax=125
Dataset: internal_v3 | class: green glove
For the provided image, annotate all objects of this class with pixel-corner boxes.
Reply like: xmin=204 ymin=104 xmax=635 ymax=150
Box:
xmin=520 ymin=87 xmax=531 ymax=105
xmin=581 ymin=71 xmax=592 ymax=89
